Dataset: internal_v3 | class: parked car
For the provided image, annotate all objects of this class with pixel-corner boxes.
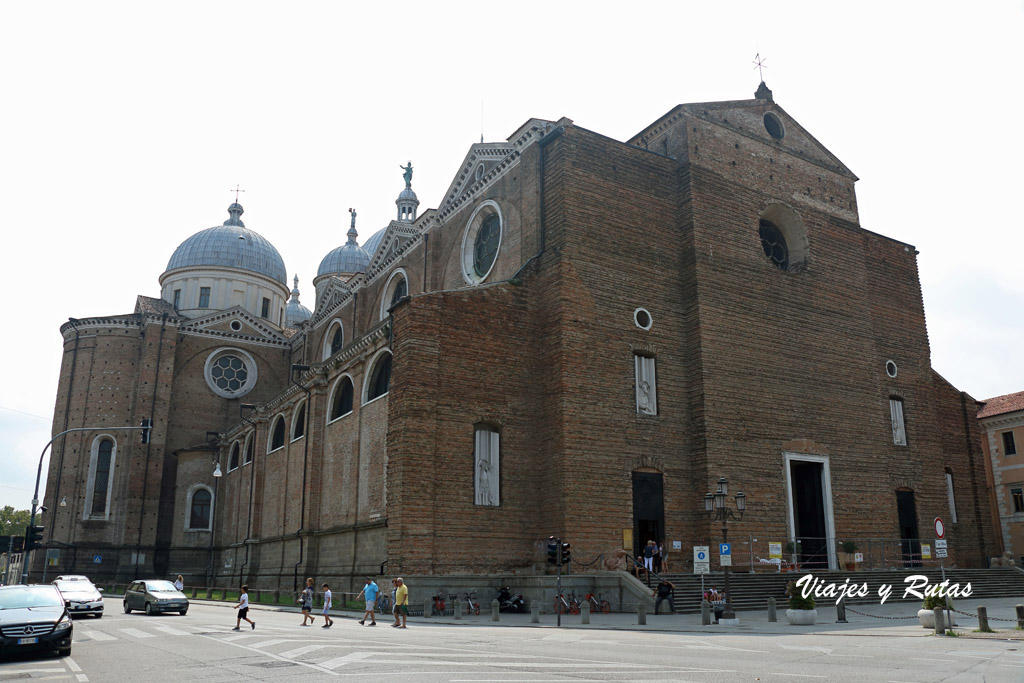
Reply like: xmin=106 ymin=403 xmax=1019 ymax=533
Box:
xmin=53 ymin=579 xmax=104 ymax=618
xmin=123 ymin=580 xmax=188 ymax=615
xmin=53 ymin=575 xmax=91 ymax=582
xmin=0 ymin=584 xmax=73 ymax=657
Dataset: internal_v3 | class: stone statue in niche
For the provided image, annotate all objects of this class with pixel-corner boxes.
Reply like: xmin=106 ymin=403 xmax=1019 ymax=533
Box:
xmin=474 ymin=429 xmax=499 ymax=506
xmin=637 ymin=380 xmax=654 ymax=415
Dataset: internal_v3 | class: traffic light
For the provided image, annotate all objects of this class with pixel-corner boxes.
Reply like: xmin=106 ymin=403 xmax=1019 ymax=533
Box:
xmin=547 ymin=536 xmax=558 ymax=565
xmin=140 ymin=418 xmax=152 ymax=444
xmin=11 ymin=535 xmax=24 ymax=553
xmin=560 ymin=542 xmax=571 ymax=565
xmin=25 ymin=525 xmax=44 ymax=552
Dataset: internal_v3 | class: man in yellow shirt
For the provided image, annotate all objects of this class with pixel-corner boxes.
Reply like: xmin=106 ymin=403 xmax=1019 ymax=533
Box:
xmin=394 ymin=578 xmax=408 ymax=629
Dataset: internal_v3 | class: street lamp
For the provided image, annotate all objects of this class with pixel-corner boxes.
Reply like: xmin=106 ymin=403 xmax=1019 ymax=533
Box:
xmin=705 ymin=477 xmax=746 ymax=622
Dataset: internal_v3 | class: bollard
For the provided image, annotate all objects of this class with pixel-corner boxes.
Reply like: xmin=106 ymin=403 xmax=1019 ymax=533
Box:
xmin=836 ymin=598 xmax=847 ymax=623
xmin=933 ymin=607 xmax=946 ymax=635
xmin=454 ymin=599 xmax=462 ymax=619
xmin=206 ymin=587 xmax=213 ymax=599
xmin=701 ymin=600 xmax=711 ymax=626
xmin=637 ymin=603 xmax=647 ymax=625
xmin=767 ymin=597 xmax=776 ymax=623
xmin=977 ymin=605 xmax=991 ymax=632
xmin=254 ymin=589 xmax=261 ymax=603
xmin=581 ymin=600 xmax=590 ymax=624
xmin=531 ymin=600 xmax=540 ymax=623
xmin=273 ymin=590 xmax=280 ymax=605
xmin=423 ymin=598 xmax=432 ymax=618
xmin=191 ymin=588 xmax=197 ymax=599
xmin=492 ymin=599 xmax=500 ymax=621
xmin=1017 ymin=604 xmax=1024 ymax=631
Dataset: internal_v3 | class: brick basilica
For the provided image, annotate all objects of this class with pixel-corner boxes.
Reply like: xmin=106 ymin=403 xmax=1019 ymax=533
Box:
xmin=38 ymin=84 xmax=997 ymax=589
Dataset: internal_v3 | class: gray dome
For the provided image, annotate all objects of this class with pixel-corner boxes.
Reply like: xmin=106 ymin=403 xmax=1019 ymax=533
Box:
xmin=285 ymin=275 xmax=312 ymax=327
xmin=362 ymin=228 xmax=387 ymax=259
xmin=398 ymin=187 xmax=418 ymax=201
xmin=317 ymin=242 xmax=370 ymax=276
xmin=166 ymin=204 xmax=287 ymax=285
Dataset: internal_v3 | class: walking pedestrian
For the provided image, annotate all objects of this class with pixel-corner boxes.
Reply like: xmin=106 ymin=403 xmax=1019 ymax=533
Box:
xmin=356 ymin=576 xmax=379 ymax=626
xmin=389 ymin=579 xmax=399 ymax=626
xmin=173 ymin=574 xmax=184 ymax=592
xmin=232 ymin=585 xmax=255 ymax=630
xmin=643 ymin=540 xmax=655 ymax=573
xmin=299 ymin=577 xmax=316 ymax=626
xmin=653 ymin=578 xmax=675 ymax=615
xmin=321 ymin=583 xmax=333 ymax=628
xmin=394 ymin=577 xmax=408 ymax=628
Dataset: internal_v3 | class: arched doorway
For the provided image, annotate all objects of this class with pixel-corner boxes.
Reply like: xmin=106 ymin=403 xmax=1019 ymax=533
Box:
xmin=632 ymin=471 xmax=664 ymax=563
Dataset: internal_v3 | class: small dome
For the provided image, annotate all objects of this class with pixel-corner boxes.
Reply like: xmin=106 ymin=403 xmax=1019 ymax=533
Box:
xmin=285 ymin=275 xmax=312 ymax=327
xmin=317 ymin=209 xmax=370 ymax=277
xmin=363 ymin=228 xmax=387 ymax=259
xmin=398 ymin=187 xmax=418 ymax=201
xmin=166 ymin=204 xmax=287 ymax=284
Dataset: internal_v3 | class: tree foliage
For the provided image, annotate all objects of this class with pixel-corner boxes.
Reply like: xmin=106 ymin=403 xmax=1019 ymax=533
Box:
xmin=0 ymin=506 xmax=32 ymax=537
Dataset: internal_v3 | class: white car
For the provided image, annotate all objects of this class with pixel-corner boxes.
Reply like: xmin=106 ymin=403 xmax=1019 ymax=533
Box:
xmin=53 ymin=579 xmax=104 ymax=617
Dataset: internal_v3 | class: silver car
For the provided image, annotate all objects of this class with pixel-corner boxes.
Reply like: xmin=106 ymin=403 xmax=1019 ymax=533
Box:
xmin=122 ymin=580 xmax=189 ymax=616
xmin=53 ymin=579 xmax=104 ymax=617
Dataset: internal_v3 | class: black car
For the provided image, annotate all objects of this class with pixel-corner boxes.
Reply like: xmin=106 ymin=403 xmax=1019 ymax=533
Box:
xmin=53 ymin=579 xmax=104 ymax=617
xmin=0 ymin=584 xmax=73 ymax=657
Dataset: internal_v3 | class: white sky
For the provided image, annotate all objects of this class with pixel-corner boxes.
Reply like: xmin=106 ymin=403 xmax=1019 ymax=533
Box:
xmin=2 ymin=1 xmax=1022 ymax=511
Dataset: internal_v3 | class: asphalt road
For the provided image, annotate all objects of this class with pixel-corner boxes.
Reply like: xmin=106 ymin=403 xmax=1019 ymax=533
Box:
xmin=2 ymin=598 xmax=1024 ymax=682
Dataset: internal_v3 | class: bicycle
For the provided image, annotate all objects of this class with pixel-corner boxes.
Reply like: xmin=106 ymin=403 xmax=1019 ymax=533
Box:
xmin=431 ymin=591 xmax=447 ymax=616
xmin=582 ymin=591 xmax=610 ymax=614
xmin=553 ymin=592 xmax=580 ymax=615
xmin=460 ymin=591 xmax=481 ymax=616
xmin=375 ymin=593 xmax=391 ymax=613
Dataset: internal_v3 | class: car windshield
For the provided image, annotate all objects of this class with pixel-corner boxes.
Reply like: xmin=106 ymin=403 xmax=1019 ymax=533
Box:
xmin=0 ymin=586 xmax=63 ymax=609
xmin=147 ymin=581 xmax=179 ymax=592
xmin=55 ymin=581 xmax=95 ymax=592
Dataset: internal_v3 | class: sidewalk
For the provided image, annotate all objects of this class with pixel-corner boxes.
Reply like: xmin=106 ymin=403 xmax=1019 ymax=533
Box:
xmin=185 ymin=594 xmax=1024 ymax=639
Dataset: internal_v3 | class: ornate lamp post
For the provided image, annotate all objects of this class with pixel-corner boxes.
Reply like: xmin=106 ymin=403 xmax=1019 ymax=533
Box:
xmin=704 ymin=477 xmax=746 ymax=621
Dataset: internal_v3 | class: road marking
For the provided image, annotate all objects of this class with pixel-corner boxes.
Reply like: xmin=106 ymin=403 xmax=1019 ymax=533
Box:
xmin=320 ymin=652 xmax=375 ymax=669
xmin=152 ymin=625 xmax=192 ymax=636
xmin=541 ymin=633 xmax=587 ymax=641
xmin=278 ymin=644 xmax=332 ymax=658
xmin=65 ymin=659 xmax=82 ymax=673
xmin=223 ymin=633 xmax=264 ymax=642
xmin=76 ymin=675 xmax=89 ymax=682
xmin=769 ymin=675 xmax=827 ymax=679
xmin=118 ymin=628 xmax=156 ymax=639
xmin=83 ymin=630 xmax=116 ymax=641
xmin=909 ymin=658 xmax=955 ymax=663
xmin=0 ymin=668 xmax=66 ymax=675
xmin=248 ymin=638 xmax=301 ymax=648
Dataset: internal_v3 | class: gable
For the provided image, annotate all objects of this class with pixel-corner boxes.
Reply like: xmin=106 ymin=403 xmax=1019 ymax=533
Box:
xmin=311 ymin=277 xmax=356 ymax=327
xmin=180 ymin=306 xmax=291 ymax=347
xmin=365 ymin=220 xmax=423 ymax=281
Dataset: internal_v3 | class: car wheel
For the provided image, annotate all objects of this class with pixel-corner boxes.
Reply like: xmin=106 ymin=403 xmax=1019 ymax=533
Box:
xmin=144 ymin=602 xmax=153 ymax=615
xmin=95 ymin=613 xmax=103 ymax=619
xmin=179 ymin=609 xmax=188 ymax=616
xmin=57 ymin=646 xmax=72 ymax=657
xmin=123 ymin=602 xmax=131 ymax=614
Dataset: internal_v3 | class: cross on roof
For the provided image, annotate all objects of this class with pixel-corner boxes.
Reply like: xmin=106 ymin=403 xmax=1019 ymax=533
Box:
xmin=231 ymin=185 xmax=245 ymax=203
xmin=752 ymin=53 xmax=767 ymax=82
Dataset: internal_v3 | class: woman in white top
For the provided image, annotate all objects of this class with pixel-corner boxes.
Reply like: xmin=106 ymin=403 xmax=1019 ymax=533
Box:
xmin=174 ymin=575 xmax=184 ymax=592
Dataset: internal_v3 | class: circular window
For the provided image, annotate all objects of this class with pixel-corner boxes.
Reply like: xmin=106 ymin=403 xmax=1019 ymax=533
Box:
xmin=461 ymin=201 xmax=503 ymax=284
xmin=475 ymin=163 xmax=485 ymax=181
xmin=885 ymin=360 xmax=898 ymax=378
xmin=634 ymin=308 xmax=653 ymax=330
xmin=764 ymin=112 xmax=785 ymax=140
xmin=759 ymin=219 xmax=789 ymax=270
xmin=230 ymin=321 xmax=242 ymax=331
xmin=204 ymin=348 xmax=258 ymax=398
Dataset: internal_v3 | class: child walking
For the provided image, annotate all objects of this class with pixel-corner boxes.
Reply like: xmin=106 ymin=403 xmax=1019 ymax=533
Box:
xmin=232 ymin=585 xmax=255 ymax=631
xmin=300 ymin=577 xmax=316 ymax=626
xmin=321 ymin=583 xmax=333 ymax=628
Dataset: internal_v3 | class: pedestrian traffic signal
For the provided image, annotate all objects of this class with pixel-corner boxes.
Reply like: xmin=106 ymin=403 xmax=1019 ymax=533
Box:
xmin=560 ymin=542 xmax=571 ymax=565
xmin=25 ymin=525 xmax=45 ymax=552
xmin=140 ymin=418 xmax=152 ymax=444
xmin=547 ymin=536 xmax=559 ymax=565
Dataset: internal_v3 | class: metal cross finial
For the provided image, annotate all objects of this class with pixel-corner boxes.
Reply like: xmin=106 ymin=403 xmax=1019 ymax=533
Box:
xmin=752 ymin=53 xmax=767 ymax=82
xmin=231 ymin=185 xmax=245 ymax=203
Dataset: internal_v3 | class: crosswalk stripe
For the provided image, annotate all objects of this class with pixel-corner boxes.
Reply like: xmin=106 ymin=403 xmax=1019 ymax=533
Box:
xmin=278 ymin=644 xmax=331 ymax=659
xmin=223 ymin=633 xmax=263 ymax=642
xmin=152 ymin=625 xmax=192 ymax=636
xmin=248 ymin=638 xmax=300 ymax=648
xmin=83 ymin=630 xmax=116 ymax=642
xmin=118 ymin=628 xmax=156 ymax=639
xmin=320 ymin=652 xmax=374 ymax=669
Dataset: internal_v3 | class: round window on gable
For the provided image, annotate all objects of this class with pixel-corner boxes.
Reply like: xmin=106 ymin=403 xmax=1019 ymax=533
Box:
xmin=885 ymin=360 xmax=898 ymax=378
xmin=461 ymin=201 xmax=504 ymax=284
xmin=758 ymin=203 xmax=809 ymax=273
xmin=204 ymin=348 xmax=258 ymax=398
xmin=230 ymin=320 xmax=242 ymax=332
xmin=634 ymin=308 xmax=653 ymax=330
xmin=764 ymin=112 xmax=785 ymax=140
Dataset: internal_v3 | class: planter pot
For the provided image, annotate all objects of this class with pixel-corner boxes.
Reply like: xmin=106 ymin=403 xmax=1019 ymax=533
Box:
xmin=786 ymin=608 xmax=817 ymax=625
xmin=918 ymin=609 xmax=934 ymax=628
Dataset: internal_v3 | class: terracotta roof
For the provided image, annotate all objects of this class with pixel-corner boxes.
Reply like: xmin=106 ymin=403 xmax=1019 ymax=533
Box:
xmin=978 ymin=390 xmax=1024 ymax=419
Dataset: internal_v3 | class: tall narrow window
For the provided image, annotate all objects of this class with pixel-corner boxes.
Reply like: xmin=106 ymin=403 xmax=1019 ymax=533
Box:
xmin=366 ymin=353 xmax=392 ymax=402
xmin=474 ymin=426 xmax=500 ymax=506
xmin=331 ymin=326 xmax=343 ymax=354
xmin=173 ymin=289 xmax=181 ymax=309
xmin=1012 ymin=487 xmax=1024 ymax=514
xmin=243 ymin=436 xmax=254 ymax=464
xmin=228 ymin=442 xmax=240 ymax=471
xmin=88 ymin=438 xmax=115 ymax=518
xmin=889 ymin=398 xmax=907 ymax=446
xmin=187 ymin=488 xmax=212 ymax=530
xmin=634 ymin=354 xmax=658 ymax=416
xmin=292 ymin=402 xmax=306 ymax=440
xmin=945 ymin=469 xmax=958 ymax=524
xmin=199 ymin=287 xmax=211 ymax=308
xmin=261 ymin=297 xmax=270 ymax=318
xmin=330 ymin=377 xmax=354 ymax=421
xmin=1003 ymin=431 xmax=1017 ymax=456
xmin=269 ymin=416 xmax=286 ymax=451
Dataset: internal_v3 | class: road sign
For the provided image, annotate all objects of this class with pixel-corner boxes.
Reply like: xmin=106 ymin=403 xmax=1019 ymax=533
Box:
xmin=693 ymin=545 xmax=710 ymax=574
xmin=93 ymin=555 xmax=102 ymax=564
xmin=934 ymin=517 xmax=945 ymax=539
xmin=719 ymin=543 xmax=732 ymax=566
xmin=720 ymin=543 xmax=731 ymax=555
xmin=921 ymin=544 xmax=932 ymax=559
xmin=854 ymin=552 xmax=864 ymax=563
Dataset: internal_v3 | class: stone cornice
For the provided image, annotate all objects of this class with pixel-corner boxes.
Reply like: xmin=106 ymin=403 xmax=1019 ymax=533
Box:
xmin=179 ymin=307 xmax=291 ymax=348
xmin=61 ymin=313 xmax=182 ymax=339
xmin=980 ymin=413 xmax=1024 ymax=431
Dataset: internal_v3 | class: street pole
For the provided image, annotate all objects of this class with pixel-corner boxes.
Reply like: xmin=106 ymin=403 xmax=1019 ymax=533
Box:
xmin=721 ymin=524 xmax=735 ymax=620
xmin=556 ymin=537 xmax=562 ymax=628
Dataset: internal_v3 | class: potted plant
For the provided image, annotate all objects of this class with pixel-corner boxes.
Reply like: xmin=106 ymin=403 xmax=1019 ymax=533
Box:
xmin=785 ymin=580 xmax=817 ymax=625
xmin=840 ymin=541 xmax=858 ymax=570
xmin=918 ymin=594 xmax=953 ymax=629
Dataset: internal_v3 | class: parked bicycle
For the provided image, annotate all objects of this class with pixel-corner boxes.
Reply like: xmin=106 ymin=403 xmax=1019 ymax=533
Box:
xmin=375 ymin=592 xmax=391 ymax=613
xmin=431 ymin=591 xmax=447 ymax=615
xmin=582 ymin=591 xmax=610 ymax=614
xmin=553 ymin=592 xmax=580 ymax=615
xmin=460 ymin=591 xmax=481 ymax=616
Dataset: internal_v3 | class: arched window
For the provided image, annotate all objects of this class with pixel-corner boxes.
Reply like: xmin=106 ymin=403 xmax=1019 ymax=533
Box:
xmin=323 ymin=320 xmax=344 ymax=360
xmin=329 ymin=376 xmax=354 ymax=421
xmin=243 ymin=434 xmax=254 ymax=464
xmin=292 ymin=402 xmax=306 ymax=440
xmin=228 ymin=441 xmax=240 ymax=471
xmin=380 ymin=269 xmax=410 ymax=319
xmin=186 ymin=487 xmax=213 ymax=530
xmin=269 ymin=415 xmax=286 ymax=452
xmin=391 ymin=278 xmax=408 ymax=307
xmin=86 ymin=436 xmax=116 ymax=520
xmin=365 ymin=352 xmax=392 ymax=403
xmin=944 ymin=468 xmax=958 ymax=524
